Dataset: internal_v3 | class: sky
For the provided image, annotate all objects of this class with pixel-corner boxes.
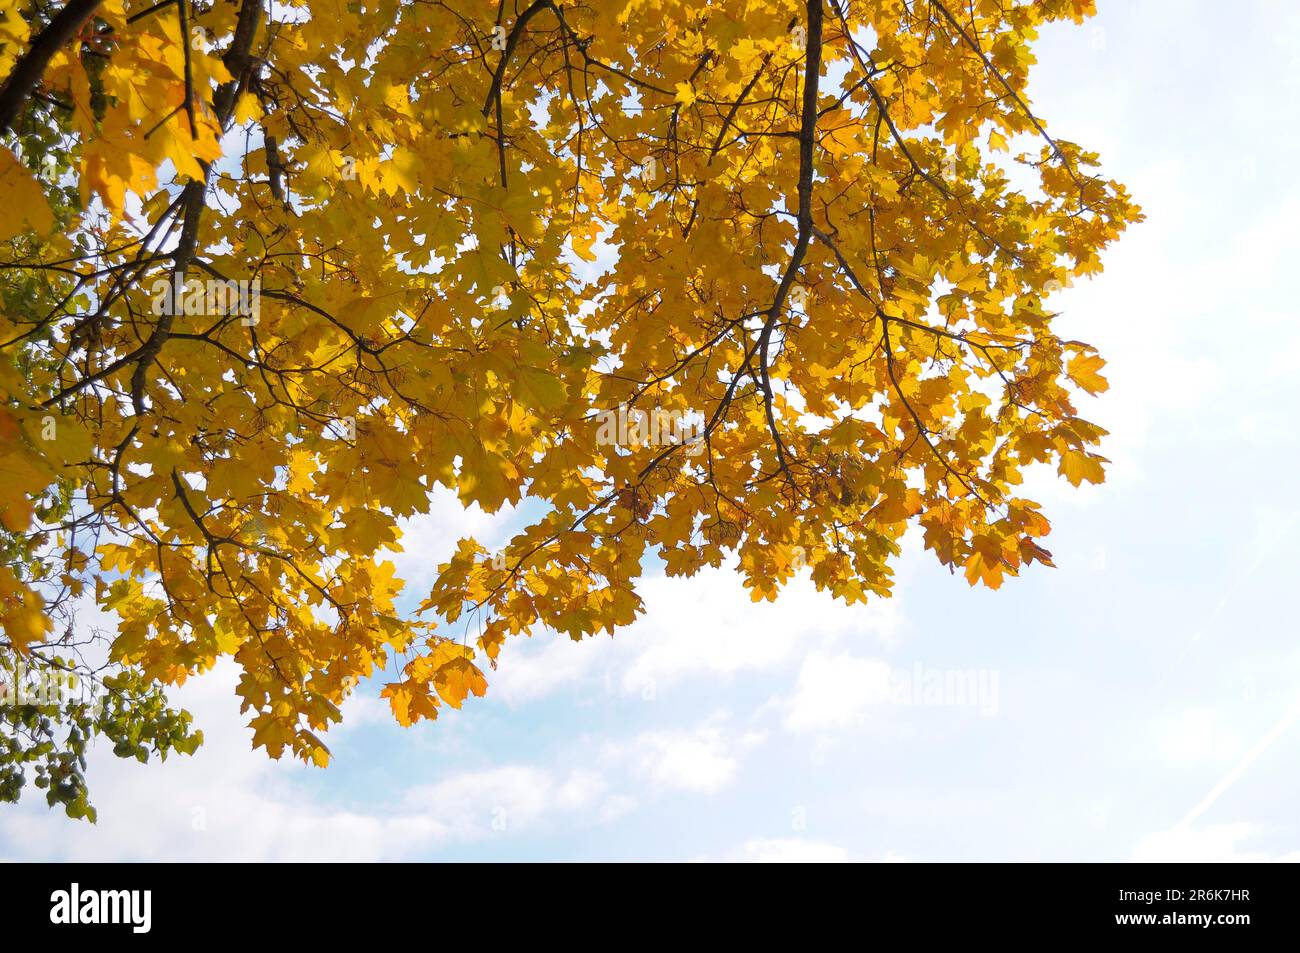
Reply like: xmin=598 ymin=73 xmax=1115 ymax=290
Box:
xmin=4 ymin=0 xmax=1300 ymax=862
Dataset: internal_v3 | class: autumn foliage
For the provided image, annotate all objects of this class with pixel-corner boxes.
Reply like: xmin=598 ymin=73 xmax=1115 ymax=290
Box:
xmin=0 ymin=0 xmax=1139 ymax=807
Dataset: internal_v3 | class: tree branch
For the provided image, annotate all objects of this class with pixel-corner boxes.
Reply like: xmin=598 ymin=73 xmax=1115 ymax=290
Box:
xmin=0 ymin=0 xmax=103 ymax=136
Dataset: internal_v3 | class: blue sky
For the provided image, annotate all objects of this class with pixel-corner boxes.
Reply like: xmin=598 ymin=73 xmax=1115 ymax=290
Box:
xmin=4 ymin=0 xmax=1300 ymax=862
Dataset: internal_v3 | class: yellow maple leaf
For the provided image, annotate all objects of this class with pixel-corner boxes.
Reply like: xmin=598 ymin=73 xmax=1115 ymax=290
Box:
xmin=434 ymin=656 xmax=489 ymax=709
xmin=0 ymin=148 xmax=54 ymax=240
xmin=1067 ymin=352 xmax=1110 ymax=395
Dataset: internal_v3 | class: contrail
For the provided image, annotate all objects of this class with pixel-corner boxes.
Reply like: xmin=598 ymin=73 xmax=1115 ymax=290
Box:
xmin=1177 ymin=694 xmax=1300 ymax=829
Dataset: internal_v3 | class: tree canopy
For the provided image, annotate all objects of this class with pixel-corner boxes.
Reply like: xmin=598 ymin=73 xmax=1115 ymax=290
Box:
xmin=0 ymin=0 xmax=1140 ymax=816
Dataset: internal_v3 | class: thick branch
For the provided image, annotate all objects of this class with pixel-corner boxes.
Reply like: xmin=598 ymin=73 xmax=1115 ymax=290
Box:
xmin=754 ymin=0 xmax=823 ymax=476
xmin=132 ymin=0 xmax=264 ymax=415
xmin=0 ymin=0 xmax=103 ymax=135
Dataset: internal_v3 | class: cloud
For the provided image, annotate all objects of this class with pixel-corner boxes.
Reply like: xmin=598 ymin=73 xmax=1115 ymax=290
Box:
xmin=612 ymin=715 xmax=761 ymax=796
xmin=491 ymin=562 xmax=903 ymax=707
xmin=597 ymin=794 xmax=639 ymax=824
xmin=0 ymin=661 xmax=609 ymax=862
xmin=383 ymin=484 xmax=523 ymax=596
xmin=490 ymin=632 xmax=601 ymax=706
xmin=696 ymin=839 xmax=907 ymax=863
xmin=400 ymin=765 xmax=606 ymax=839
xmin=740 ymin=838 xmax=852 ymax=863
xmin=1131 ymin=824 xmax=1300 ymax=863
xmin=617 ymin=568 xmax=899 ymax=695
xmin=780 ymin=652 xmax=893 ymax=733
xmin=1150 ymin=708 xmax=1242 ymax=767
xmin=630 ymin=727 xmax=738 ymax=795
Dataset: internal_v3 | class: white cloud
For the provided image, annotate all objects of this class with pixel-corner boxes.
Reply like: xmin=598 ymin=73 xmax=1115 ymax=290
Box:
xmin=741 ymin=838 xmax=852 ymax=863
xmin=632 ymin=730 xmax=737 ymax=794
xmin=1150 ymin=708 xmax=1242 ymax=767
xmin=384 ymin=484 xmax=522 ymax=594
xmin=597 ymin=794 xmax=639 ymax=824
xmin=1132 ymin=823 xmax=1300 ymax=863
xmin=490 ymin=632 xmax=601 ymax=706
xmin=491 ymin=562 xmax=903 ymax=707
xmin=401 ymin=765 xmax=606 ymax=839
xmin=697 ymin=839 xmax=906 ymax=863
xmin=617 ymin=717 xmax=758 ymax=795
xmin=621 ymin=567 xmax=902 ymax=692
xmin=781 ymin=652 xmax=893 ymax=733
xmin=0 ymin=661 xmax=608 ymax=861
